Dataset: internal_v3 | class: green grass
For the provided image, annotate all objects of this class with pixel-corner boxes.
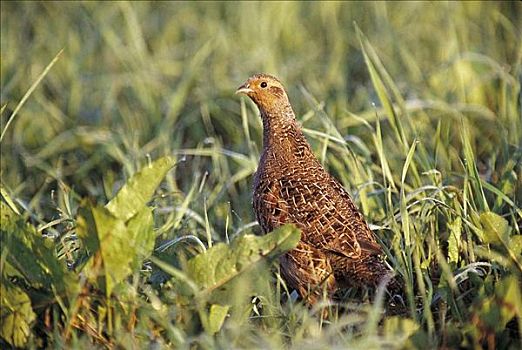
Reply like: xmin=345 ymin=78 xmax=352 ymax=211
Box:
xmin=1 ymin=1 xmax=521 ymax=349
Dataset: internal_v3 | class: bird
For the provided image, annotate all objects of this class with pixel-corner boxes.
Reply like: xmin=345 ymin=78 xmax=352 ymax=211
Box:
xmin=236 ymin=73 xmax=398 ymax=308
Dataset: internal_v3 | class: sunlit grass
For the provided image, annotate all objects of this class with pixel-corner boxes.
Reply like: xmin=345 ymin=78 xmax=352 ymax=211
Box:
xmin=1 ymin=1 xmax=521 ymax=349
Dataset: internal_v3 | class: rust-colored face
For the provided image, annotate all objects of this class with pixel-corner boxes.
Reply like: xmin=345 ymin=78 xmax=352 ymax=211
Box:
xmin=236 ymin=73 xmax=289 ymax=112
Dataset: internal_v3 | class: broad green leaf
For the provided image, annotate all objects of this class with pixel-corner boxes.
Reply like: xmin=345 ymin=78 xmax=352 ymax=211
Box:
xmin=447 ymin=217 xmax=462 ymax=264
xmin=187 ymin=224 xmax=301 ymax=294
xmin=0 ymin=282 xmax=36 ymax=348
xmin=200 ymin=304 xmax=229 ymax=335
xmin=106 ymin=156 xmax=177 ymax=221
xmin=77 ymin=204 xmax=154 ymax=296
xmin=509 ymin=235 xmax=522 ymax=256
xmin=152 ymin=225 xmax=298 ymax=335
xmin=1 ymin=201 xmax=47 ymax=287
xmin=479 ymin=211 xmax=510 ymax=244
xmin=470 ymin=276 xmax=522 ymax=339
xmin=77 ymin=157 xmax=173 ymax=295
xmin=174 ymin=225 xmax=300 ymax=334
xmin=126 ymin=206 xmax=155 ymax=268
xmin=77 ymin=205 xmax=126 ymax=295
xmin=76 ymin=202 xmax=100 ymax=255
xmin=0 ymin=201 xmax=78 ymax=297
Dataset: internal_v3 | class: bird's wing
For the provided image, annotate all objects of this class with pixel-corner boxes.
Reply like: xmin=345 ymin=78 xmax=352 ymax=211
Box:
xmin=322 ymin=174 xmax=383 ymax=255
xmin=278 ymin=171 xmax=382 ymax=259
xmin=326 ymin=174 xmax=383 ymax=253
xmin=253 ymin=176 xmax=289 ymax=233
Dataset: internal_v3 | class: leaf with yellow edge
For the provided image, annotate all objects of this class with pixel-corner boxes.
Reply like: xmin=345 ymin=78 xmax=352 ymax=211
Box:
xmin=200 ymin=304 xmax=230 ymax=335
xmin=0 ymin=282 xmax=36 ymax=348
xmin=76 ymin=204 xmax=154 ymax=296
xmin=187 ymin=224 xmax=301 ymax=295
xmin=479 ymin=211 xmax=510 ymax=244
xmin=106 ymin=156 xmax=177 ymax=221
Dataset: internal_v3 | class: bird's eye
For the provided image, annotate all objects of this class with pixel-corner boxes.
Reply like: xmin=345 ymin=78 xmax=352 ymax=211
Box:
xmin=260 ymin=81 xmax=268 ymax=88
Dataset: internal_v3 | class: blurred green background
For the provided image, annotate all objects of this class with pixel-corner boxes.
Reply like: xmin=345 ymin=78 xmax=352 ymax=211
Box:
xmin=1 ymin=0 xmax=521 ymax=236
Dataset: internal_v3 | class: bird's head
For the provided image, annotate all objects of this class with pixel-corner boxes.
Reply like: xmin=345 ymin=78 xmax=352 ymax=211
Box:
xmin=235 ymin=73 xmax=290 ymax=113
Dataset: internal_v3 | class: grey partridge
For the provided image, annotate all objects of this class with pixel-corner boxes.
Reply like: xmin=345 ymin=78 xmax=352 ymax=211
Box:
xmin=236 ymin=73 xmax=397 ymax=307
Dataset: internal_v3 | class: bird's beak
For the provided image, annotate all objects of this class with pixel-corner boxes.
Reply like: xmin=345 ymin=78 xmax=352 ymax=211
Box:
xmin=235 ymin=82 xmax=253 ymax=95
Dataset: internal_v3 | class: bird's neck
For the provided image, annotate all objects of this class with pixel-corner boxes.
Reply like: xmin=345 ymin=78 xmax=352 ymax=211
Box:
xmin=260 ymin=105 xmax=314 ymax=160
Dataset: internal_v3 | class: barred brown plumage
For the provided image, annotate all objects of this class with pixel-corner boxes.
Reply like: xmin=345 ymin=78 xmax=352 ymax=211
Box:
xmin=236 ymin=73 xmax=400 ymax=307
